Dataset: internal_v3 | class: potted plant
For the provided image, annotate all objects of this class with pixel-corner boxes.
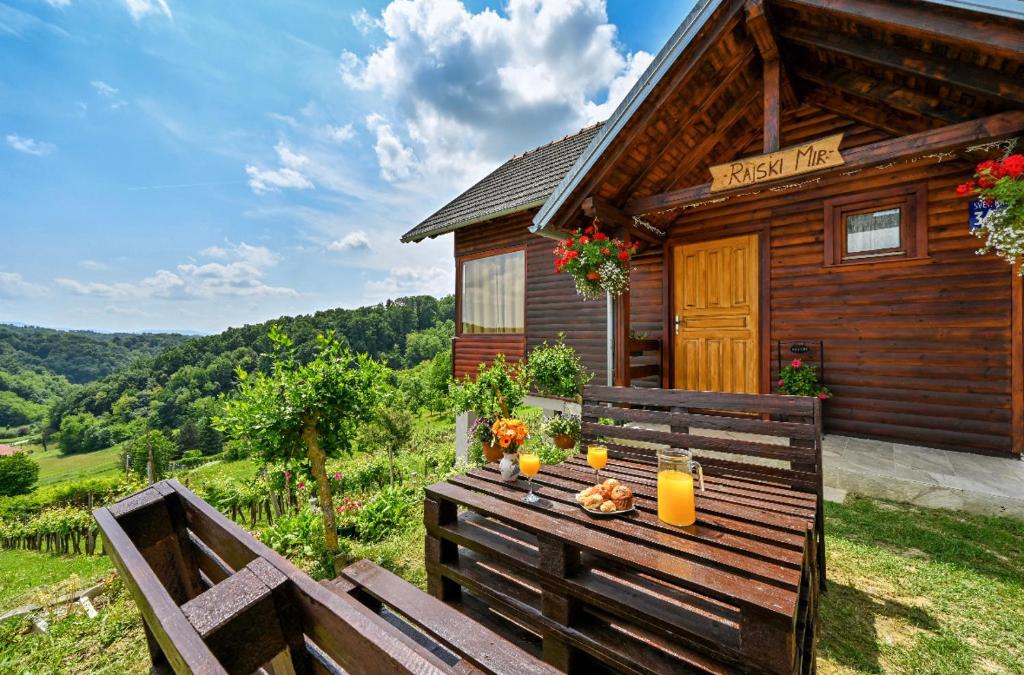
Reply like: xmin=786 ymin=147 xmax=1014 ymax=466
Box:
xmin=956 ymin=153 xmax=1024 ymax=273
xmin=471 ymin=417 xmax=503 ymax=462
xmin=527 ymin=334 xmax=593 ymax=400
xmin=543 ymin=414 xmax=581 ymax=450
xmin=553 ymin=220 xmax=638 ymax=300
xmin=777 ymin=359 xmax=830 ymax=400
xmin=491 ymin=418 xmax=529 ymax=481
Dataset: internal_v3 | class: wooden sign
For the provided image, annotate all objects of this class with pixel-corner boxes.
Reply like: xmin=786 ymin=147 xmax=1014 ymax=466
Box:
xmin=709 ymin=134 xmax=845 ymax=192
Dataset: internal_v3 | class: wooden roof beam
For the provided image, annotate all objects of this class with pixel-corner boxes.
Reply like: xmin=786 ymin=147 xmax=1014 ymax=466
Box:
xmin=780 ymin=25 xmax=1024 ymax=106
xmin=619 ymin=46 xmax=758 ymax=198
xmin=653 ymin=86 xmax=761 ymax=194
xmin=624 ymin=110 xmax=1024 ymax=215
xmin=771 ymin=0 xmax=1024 ymax=62
xmin=793 ymin=65 xmax=976 ymax=126
xmin=744 ymin=0 xmax=799 ymax=111
xmin=802 ymin=88 xmax=937 ymax=137
xmin=581 ymin=196 xmax=664 ymax=248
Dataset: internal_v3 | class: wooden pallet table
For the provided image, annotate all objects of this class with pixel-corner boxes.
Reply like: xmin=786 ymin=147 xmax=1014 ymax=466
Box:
xmin=424 ymin=457 xmax=819 ymax=674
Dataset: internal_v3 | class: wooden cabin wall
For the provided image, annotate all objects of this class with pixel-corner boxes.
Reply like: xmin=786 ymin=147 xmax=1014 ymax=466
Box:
xmin=453 ymin=211 xmax=608 ymax=383
xmin=641 ymin=157 xmax=1015 ymax=455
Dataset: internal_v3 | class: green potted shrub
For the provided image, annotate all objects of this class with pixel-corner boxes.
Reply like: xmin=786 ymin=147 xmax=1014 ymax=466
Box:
xmin=527 ymin=334 xmax=592 ymax=400
xmin=450 ymin=354 xmax=529 ymax=462
xmin=543 ymin=414 xmax=581 ymax=450
xmin=777 ymin=359 xmax=830 ymax=400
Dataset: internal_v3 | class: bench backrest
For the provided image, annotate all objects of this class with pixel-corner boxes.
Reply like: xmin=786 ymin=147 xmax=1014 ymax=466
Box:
xmin=581 ymin=385 xmax=823 ymax=494
xmin=94 ymin=480 xmax=519 ymax=675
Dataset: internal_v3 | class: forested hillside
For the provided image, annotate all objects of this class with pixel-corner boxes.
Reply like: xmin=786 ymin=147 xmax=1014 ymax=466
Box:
xmin=47 ymin=295 xmax=455 ymax=456
xmin=0 ymin=325 xmax=190 ymax=384
xmin=0 ymin=326 xmax=192 ymax=430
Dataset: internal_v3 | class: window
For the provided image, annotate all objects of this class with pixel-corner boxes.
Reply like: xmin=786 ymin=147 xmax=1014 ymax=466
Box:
xmin=460 ymin=249 xmax=525 ymax=334
xmin=824 ymin=184 xmax=927 ymax=266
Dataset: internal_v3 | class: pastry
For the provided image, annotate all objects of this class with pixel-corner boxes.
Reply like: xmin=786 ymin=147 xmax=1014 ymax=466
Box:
xmin=583 ymin=494 xmax=604 ymax=509
xmin=599 ymin=500 xmax=616 ymax=513
xmin=610 ymin=485 xmax=633 ymax=510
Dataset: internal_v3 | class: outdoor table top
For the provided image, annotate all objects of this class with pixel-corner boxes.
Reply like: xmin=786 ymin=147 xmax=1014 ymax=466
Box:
xmin=424 ymin=453 xmax=820 ymax=673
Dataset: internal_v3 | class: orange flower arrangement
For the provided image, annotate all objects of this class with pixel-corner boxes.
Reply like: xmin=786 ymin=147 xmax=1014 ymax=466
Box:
xmin=491 ymin=418 xmax=528 ymax=453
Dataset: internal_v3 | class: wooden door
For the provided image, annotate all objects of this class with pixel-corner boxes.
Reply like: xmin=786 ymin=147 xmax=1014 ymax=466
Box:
xmin=672 ymin=233 xmax=760 ymax=393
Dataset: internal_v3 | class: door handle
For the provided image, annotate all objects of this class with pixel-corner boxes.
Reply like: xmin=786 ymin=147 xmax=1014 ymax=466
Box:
xmin=674 ymin=315 xmax=681 ymax=335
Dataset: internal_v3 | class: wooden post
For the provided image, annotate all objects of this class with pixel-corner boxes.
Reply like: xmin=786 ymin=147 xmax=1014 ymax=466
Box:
xmin=1012 ymin=263 xmax=1023 ymax=455
xmin=613 ymin=284 xmax=631 ymax=388
xmin=537 ymin=536 xmax=580 ymax=671
xmin=763 ymin=58 xmax=781 ymax=152
xmin=424 ymin=497 xmax=461 ymax=602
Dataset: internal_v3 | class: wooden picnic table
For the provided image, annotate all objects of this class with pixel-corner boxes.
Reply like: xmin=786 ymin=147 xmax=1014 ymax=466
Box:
xmin=424 ymin=454 xmax=819 ymax=674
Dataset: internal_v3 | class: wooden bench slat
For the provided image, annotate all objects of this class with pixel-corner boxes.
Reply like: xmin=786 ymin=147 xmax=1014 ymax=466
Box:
xmin=581 ymin=403 xmax=818 ymax=439
xmin=425 ymin=481 xmax=798 ymax=618
xmin=584 ymin=384 xmax=818 ymax=416
xmin=582 ymin=421 xmax=817 ymax=463
xmin=340 ymin=560 xmax=559 ymax=675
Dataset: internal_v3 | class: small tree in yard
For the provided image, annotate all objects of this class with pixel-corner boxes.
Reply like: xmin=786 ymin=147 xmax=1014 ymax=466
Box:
xmin=359 ymin=402 xmax=414 ymax=485
xmin=123 ymin=430 xmax=176 ymax=482
xmin=0 ymin=451 xmax=39 ymax=497
xmin=216 ymin=326 xmax=389 ymax=569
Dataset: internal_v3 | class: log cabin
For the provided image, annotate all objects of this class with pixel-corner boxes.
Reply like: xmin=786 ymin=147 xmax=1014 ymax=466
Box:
xmin=402 ymin=0 xmax=1024 ymax=457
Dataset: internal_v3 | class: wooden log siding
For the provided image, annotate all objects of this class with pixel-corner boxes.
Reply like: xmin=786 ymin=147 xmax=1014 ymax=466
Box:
xmin=453 ymin=211 xmax=608 ymax=383
xmin=641 ymin=154 xmax=1017 ymax=455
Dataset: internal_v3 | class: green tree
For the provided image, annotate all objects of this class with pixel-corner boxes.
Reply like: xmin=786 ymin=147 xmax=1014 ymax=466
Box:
xmin=359 ymin=403 xmax=414 ymax=484
xmin=404 ymin=320 xmax=454 ymax=367
xmin=0 ymin=451 xmax=39 ymax=496
xmin=58 ymin=412 xmax=108 ymax=455
xmin=216 ymin=326 xmax=389 ymax=568
xmin=123 ymin=429 xmax=176 ymax=482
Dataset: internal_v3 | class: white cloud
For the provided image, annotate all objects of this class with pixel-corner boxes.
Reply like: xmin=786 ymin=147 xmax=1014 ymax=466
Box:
xmin=6 ymin=134 xmax=56 ymax=156
xmin=123 ymin=0 xmax=172 ymax=21
xmin=44 ymin=0 xmax=73 ymax=7
xmin=56 ymin=243 xmax=297 ymax=300
xmin=91 ymin=80 xmax=118 ymax=97
xmin=200 ymin=245 xmax=229 ymax=259
xmin=366 ymin=113 xmax=417 ymax=182
xmin=352 ymin=8 xmax=380 ymax=34
xmin=327 ymin=231 xmax=371 ymax=252
xmin=246 ymin=142 xmax=315 ymax=193
xmin=0 ymin=272 xmax=47 ymax=298
xmin=366 ymin=266 xmax=453 ymax=299
xmin=340 ymin=0 xmax=652 ymax=182
xmin=79 ymin=259 xmax=110 ymax=271
xmin=324 ymin=123 xmax=355 ymax=142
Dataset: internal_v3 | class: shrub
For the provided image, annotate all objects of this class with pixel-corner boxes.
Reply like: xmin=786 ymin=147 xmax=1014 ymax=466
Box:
xmin=58 ymin=412 xmax=110 ymax=455
xmin=358 ymin=405 xmax=414 ymax=485
xmin=450 ymin=354 xmax=529 ymax=419
xmin=778 ymin=358 xmax=831 ymax=399
xmin=260 ymin=508 xmax=334 ymax=578
xmin=356 ymin=486 xmax=417 ymax=542
xmin=527 ymin=335 xmax=592 ymax=399
xmin=0 ymin=452 xmax=39 ymax=497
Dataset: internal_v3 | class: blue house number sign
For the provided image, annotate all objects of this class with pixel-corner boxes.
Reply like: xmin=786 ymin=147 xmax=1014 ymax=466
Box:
xmin=969 ymin=199 xmax=1000 ymax=231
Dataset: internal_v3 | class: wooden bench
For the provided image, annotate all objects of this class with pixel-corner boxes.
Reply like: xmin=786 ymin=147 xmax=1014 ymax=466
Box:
xmin=94 ymin=479 xmax=559 ymax=675
xmin=580 ymin=384 xmax=825 ymax=587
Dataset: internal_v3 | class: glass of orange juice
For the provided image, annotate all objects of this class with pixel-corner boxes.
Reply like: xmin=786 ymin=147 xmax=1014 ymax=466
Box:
xmin=656 ymin=449 xmax=704 ymax=526
xmin=587 ymin=445 xmax=608 ymax=481
xmin=519 ymin=452 xmax=541 ymax=503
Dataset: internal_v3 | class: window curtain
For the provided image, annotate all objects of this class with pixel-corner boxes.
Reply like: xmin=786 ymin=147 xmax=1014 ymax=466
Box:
xmin=846 ymin=208 xmax=901 ymax=254
xmin=462 ymin=250 xmax=525 ymax=334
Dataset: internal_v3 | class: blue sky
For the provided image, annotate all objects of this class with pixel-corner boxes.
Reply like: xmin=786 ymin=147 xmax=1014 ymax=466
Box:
xmin=1 ymin=0 xmax=687 ymax=333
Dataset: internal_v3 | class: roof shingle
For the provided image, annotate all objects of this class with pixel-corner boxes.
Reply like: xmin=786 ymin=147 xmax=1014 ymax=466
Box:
xmin=401 ymin=123 xmax=604 ymax=243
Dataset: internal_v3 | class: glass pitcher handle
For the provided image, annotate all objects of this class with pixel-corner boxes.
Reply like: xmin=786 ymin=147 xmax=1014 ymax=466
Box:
xmin=690 ymin=460 xmax=705 ymax=493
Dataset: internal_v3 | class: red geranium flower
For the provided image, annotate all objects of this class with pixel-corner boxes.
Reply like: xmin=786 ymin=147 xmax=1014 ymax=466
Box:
xmin=579 ymin=236 xmax=590 ymax=244
xmin=593 ymin=232 xmax=608 ymax=241
xmin=601 ymin=247 xmax=611 ymax=255
xmin=618 ymin=251 xmax=630 ymax=261
xmin=1003 ymin=154 xmax=1024 ymax=178
xmin=791 ymin=358 xmax=802 ymax=368
xmin=956 ymin=182 xmax=975 ymax=196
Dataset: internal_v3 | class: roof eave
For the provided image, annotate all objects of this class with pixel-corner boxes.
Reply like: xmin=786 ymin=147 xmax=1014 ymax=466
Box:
xmin=400 ymin=198 xmax=548 ymax=243
xmin=530 ymin=0 xmax=727 ymax=237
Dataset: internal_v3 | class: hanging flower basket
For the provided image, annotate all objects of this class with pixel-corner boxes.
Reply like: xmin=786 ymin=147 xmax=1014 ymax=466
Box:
xmin=553 ymin=220 xmax=638 ymax=300
xmin=955 ymin=154 xmax=1024 ymax=273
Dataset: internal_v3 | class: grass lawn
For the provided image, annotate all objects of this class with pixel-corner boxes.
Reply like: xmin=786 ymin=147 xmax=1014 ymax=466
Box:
xmin=29 ymin=445 xmax=124 ymax=486
xmin=0 ymin=549 xmax=113 ymax=611
xmin=2 ymin=486 xmax=1020 ymax=672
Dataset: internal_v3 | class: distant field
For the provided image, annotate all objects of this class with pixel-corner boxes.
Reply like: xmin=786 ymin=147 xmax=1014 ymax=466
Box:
xmin=29 ymin=445 xmax=124 ymax=486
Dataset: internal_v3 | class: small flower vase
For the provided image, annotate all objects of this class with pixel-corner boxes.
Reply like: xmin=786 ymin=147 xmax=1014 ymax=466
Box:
xmin=552 ymin=434 xmax=576 ymax=450
xmin=499 ymin=452 xmax=520 ymax=482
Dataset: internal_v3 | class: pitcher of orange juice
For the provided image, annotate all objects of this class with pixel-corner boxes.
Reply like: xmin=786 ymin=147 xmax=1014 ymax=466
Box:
xmin=656 ymin=449 xmax=704 ymax=527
